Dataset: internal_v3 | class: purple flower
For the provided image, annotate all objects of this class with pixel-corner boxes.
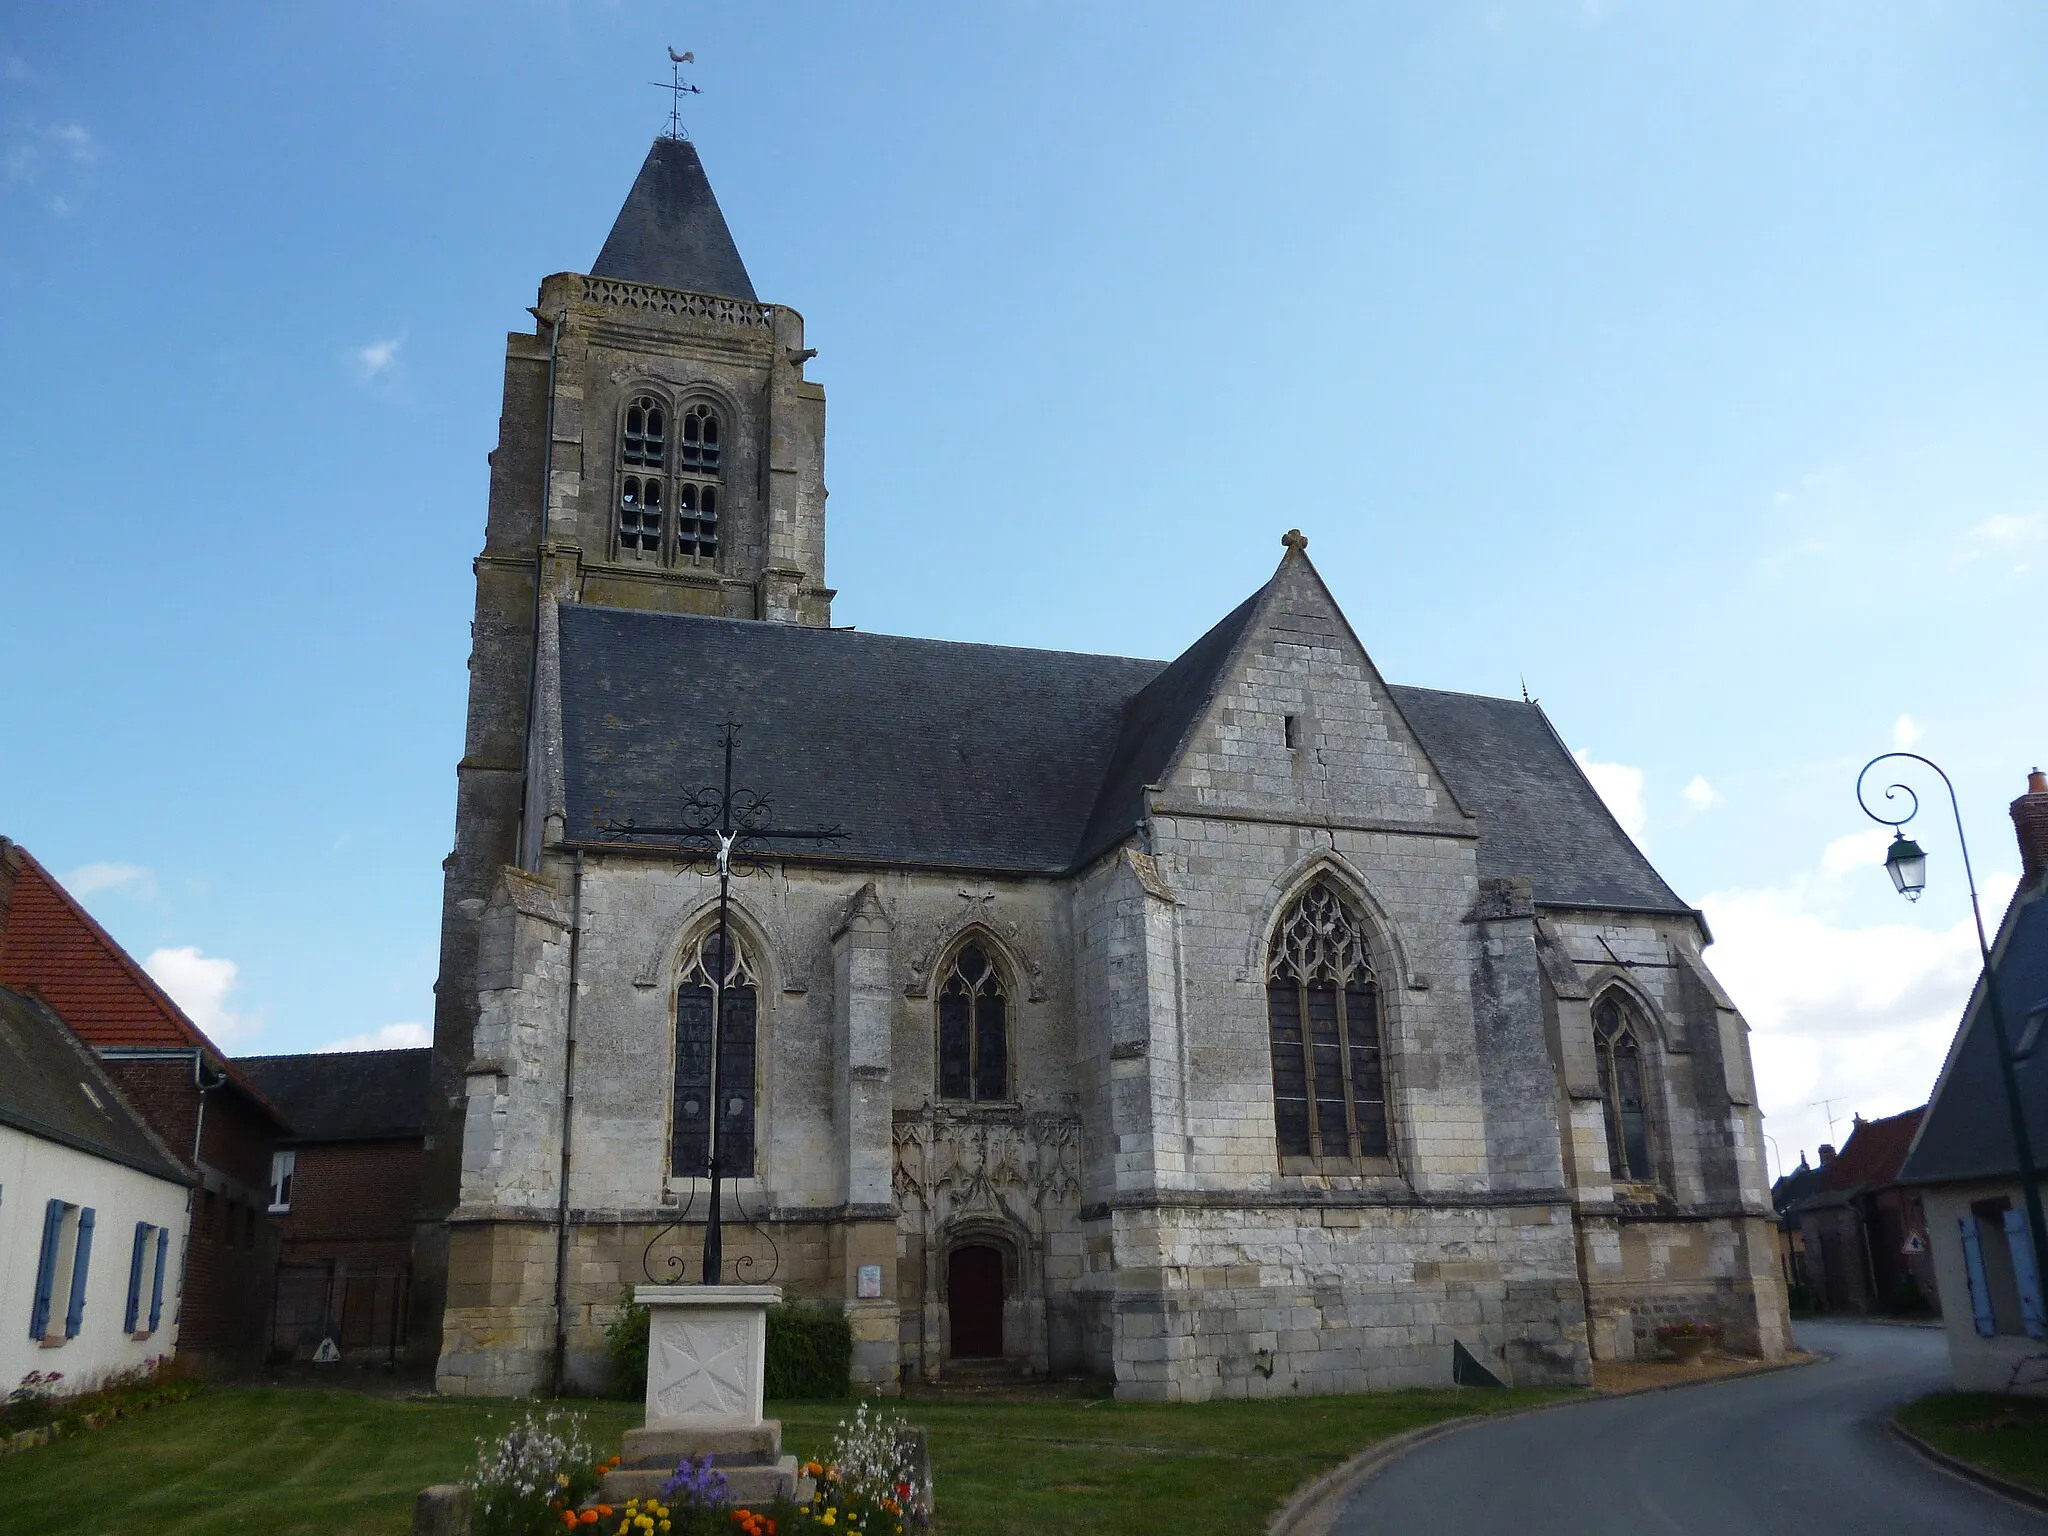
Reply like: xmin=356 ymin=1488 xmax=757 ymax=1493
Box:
xmin=659 ymin=1453 xmax=729 ymax=1509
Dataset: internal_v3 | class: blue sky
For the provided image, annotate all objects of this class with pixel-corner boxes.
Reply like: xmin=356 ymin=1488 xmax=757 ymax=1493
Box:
xmin=2 ymin=3 xmax=2042 ymax=1172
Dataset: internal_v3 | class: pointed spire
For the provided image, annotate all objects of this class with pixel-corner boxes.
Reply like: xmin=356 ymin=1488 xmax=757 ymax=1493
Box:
xmin=591 ymin=138 xmax=758 ymax=302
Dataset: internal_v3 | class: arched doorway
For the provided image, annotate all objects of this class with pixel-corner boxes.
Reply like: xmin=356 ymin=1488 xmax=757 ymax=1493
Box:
xmin=947 ymin=1245 xmax=1004 ymax=1359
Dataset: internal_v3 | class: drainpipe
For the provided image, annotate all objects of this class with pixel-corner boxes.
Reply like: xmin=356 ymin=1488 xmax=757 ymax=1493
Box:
xmin=551 ymin=849 xmax=585 ymax=1395
xmin=517 ymin=306 xmax=567 ymax=873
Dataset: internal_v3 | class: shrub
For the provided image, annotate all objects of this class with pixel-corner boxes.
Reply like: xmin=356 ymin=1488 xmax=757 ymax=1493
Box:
xmin=765 ymin=1304 xmax=851 ymax=1401
xmin=1 ymin=1372 xmax=63 ymax=1433
xmin=605 ymin=1290 xmax=650 ymax=1400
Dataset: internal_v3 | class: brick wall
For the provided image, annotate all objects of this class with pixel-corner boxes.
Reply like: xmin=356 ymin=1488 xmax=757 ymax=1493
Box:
xmin=276 ymin=1139 xmax=423 ymax=1271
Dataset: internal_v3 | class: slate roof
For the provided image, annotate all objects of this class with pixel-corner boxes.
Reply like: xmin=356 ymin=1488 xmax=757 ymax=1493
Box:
xmin=558 ymin=600 xmax=1695 ymax=917
xmin=236 ymin=1049 xmax=431 ymax=1145
xmin=591 ymin=138 xmax=758 ymax=302
xmin=0 ymin=986 xmax=191 ymax=1185
xmin=1772 ymin=1159 xmax=1829 ymax=1221
xmin=1388 ymin=687 xmax=1689 ymax=914
xmin=1902 ymin=881 xmax=2048 ymax=1185
xmin=0 ymin=844 xmax=288 ymax=1126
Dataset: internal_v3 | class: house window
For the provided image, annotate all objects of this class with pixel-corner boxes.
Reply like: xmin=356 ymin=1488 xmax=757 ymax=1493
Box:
xmin=617 ymin=394 xmax=667 ymax=557
xmin=937 ymin=943 xmax=1009 ymax=1102
xmin=675 ymin=402 xmax=722 ymax=561
xmin=1593 ymin=994 xmax=1654 ymax=1183
xmin=29 ymin=1200 xmax=95 ymax=1343
xmin=268 ymin=1149 xmax=297 ymax=1213
xmin=673 ymin=928 xmax=759 ymax=1179
xmin=1266 ymin=879 xmax=1389 ymax=1164
xmin=125 ymin=1223 xmax=170 ymax=1337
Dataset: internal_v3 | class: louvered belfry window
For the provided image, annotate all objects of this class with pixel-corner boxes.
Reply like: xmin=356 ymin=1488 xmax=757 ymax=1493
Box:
xmin=672 ymin=929 xmax=758 ymax=1178
xmin=674 ymin=402 xmax=722 ymax=561
xmin=1266 ymin=880 xmax=1389 ymax=1163
xmin=618 ymin=395 xmax=667 ymax=555
xmin=1594 ymin=994 xmax=1654 ymax=1183
xmin=937 ymin=943 xmax=1009 ymax=1102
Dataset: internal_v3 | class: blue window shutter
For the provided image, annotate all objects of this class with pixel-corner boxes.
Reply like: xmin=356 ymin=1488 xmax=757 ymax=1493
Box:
xmin=64 ymin=1207 xmax=95 ymax=1338
xmin=2003 ymin=1208 xmax=2047 ymax=1339
xmin=125 ymin=1221 xmax=148 ymax=1334
xmin=149 ymin=1228 xmax=168 ymax=1332
xmin=29 ymin=1200 xmax=64 ymax=1340
xmin=1959 ymin=1215 xmax=1998 ymax=1337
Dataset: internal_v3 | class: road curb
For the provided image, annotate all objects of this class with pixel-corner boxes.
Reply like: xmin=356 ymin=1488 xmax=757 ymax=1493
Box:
xmin=1266 ymin=1351 xmax=1825 ymax=1536
xmin=1889 ymin=1415 xmax=2048 ymax=1515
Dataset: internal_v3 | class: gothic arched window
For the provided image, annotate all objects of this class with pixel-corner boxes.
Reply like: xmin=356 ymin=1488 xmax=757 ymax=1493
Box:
xmin=937 ymin=942 xmax=1008 ymax=1102
xmin=674 ymin=401 xmax=722 ymax=562
xmin=1266 ymin=880 xmax=1389 ymax=1164
xmin=617 ymin=394 xmax=667 ymax=556
xmin=673 ymin=928 xmax=759 ymax=1179
xmin=1593 ymin=993 xmax=1654 ymax=1184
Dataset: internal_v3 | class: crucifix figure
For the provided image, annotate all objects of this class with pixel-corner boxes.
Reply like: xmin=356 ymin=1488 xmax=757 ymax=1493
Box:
xmin=599 ymin=720 xmax=846 ymax=1283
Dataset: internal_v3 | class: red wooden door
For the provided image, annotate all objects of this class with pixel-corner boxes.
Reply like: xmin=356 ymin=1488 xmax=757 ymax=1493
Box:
xmin=947 ymin=1245 xmax=1004 ymax=1358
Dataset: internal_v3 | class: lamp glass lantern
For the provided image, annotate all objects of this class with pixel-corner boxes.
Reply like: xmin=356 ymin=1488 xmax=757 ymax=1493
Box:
xmin=1885 ymin=833 xmax=1928 ymax=901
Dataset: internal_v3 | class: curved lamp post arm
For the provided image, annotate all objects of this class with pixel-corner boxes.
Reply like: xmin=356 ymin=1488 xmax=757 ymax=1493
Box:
xmin=1857 ymin=752 xmax=1992 ymax=960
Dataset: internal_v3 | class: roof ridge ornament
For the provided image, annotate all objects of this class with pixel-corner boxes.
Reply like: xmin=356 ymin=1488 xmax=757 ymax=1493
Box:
xmin=1282 ymin=529 xmax=1308 ymax=552
xmin=653 ymin=46 xmax=703 ymax=142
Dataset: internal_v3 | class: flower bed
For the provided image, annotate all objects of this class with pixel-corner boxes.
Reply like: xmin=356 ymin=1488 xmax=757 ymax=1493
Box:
xmin=462 ymin=1402 xmax=932 ymax=1536
xmin=0 ymin=1359 xmax=197 ymax=1454
xmin=1653 ymin=1321 xmax=1720 ymax=1363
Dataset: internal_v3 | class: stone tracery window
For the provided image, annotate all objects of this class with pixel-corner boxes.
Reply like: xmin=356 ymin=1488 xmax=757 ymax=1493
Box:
xmin=673 ymin=928 xmax=759 ymax=1178
xmin=1593 ymin=993 xmax=1653 ymax=1183
xmin=617 ymin=394 xmax=667 ymax=556
xmin=937 ymin=942 xmax=1009 ymax=1102
xmin=1266 ymin=879 xmax=1389 ymax=1164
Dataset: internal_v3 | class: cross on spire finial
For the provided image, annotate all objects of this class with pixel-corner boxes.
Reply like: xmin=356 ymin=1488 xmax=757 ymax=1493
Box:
xmin=652 ymin=47 xmax=703 ymax=141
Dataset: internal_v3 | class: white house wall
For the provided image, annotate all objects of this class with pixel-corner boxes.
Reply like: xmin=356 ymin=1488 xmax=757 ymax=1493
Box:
xmin=0 ymin=1125 xmax=188 ymax=1394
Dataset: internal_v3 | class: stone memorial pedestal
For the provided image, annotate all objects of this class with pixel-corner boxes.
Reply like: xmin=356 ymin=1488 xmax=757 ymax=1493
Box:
xmin=600 ymin=1285 xmax=800 ymax=1508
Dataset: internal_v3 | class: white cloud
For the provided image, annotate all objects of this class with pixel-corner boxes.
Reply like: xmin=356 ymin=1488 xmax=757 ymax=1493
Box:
xmin=1892 ymin=714 xmax=1924 ymax=749
xmin=1701 ymin=843 xmax=2018 ymax=1170
xmin=351 ymin=335 xmax=404 ymax=382
xmin=1683 ymin=776 xmax=1721 ymax=812
xmin=62 ymin=861 xmax=156 ymax=899
xmin=47 ymin=123 xmax=95 ymax=164
xmin=1972 ymin=514 xmax=2040 ymax=545
xmin=317 ymin=1022 xmax=431 ymax=1054
xmin=142 ymin=945 xmax=260 ymax=1045
xmin=1819 ymin=826 xmax=1893 ymax=878
xmin=1573 ymin=750 xmax=1647 ymax=839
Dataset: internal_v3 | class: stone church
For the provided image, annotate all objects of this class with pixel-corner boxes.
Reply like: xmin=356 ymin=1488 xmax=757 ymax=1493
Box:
xmin=418 ymin=134 xmax=1790 ymax=1400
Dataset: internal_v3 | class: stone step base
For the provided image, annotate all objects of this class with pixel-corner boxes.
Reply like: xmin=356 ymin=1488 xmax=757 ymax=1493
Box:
xmin=601 ymin=1457 xmax=800 ymax=1509
xmin=621 ymin=1419 xmax=783 ymax=1469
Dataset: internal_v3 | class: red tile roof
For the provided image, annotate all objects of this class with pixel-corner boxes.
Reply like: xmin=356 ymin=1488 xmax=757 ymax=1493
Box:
xmin=1824 ymin=1106 xmax=1925 ymax=1192
xmin=0 ymin=845 xmax=286 ymax=1125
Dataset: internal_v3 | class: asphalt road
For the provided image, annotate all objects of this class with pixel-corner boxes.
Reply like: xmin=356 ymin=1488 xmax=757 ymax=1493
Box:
xmin=1330 ymin=1320 xmax=2045 ymax=1536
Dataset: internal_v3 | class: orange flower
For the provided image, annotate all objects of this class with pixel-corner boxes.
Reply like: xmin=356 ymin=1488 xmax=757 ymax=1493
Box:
xmin=579 ymin=1512 xmax=600 ymax=1526
xmin=596 ymin=1506 xmax=614 ymax=1517
xmin=609 ymin=1456 xmax=622 ymax=1468
xmin=562 ymin=1514 xmax=579 ymax=1529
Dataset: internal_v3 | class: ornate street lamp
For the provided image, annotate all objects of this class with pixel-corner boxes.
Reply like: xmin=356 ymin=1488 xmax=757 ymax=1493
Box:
xmin=1857 ymin=752 xmax=2048 ymax=1293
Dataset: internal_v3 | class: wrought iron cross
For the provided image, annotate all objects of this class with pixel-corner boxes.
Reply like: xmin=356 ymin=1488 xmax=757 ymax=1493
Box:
xmin=651 ymin=47 xmax=703 ymax=142
xmin=597 ymin=720 xmax=845 ymax=1284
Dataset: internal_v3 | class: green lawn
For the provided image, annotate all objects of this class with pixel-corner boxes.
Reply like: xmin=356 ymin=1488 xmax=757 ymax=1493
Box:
xmin=0 ymin=1382 xmax=1569 ymax=1536
xmin=1897 ymin=1391 xmax=2048 ymax=1496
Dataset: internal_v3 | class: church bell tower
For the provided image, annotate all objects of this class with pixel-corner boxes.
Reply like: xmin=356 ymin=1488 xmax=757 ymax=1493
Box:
xmin=413 ymin=134 xmax=829 ymax=1364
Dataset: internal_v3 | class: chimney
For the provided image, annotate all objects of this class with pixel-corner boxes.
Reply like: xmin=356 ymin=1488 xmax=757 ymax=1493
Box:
xmin=1818 ymin=1144 xmax=1837 ymax=1166
xmin=2015 ymin=769 xmax=2048 ymax=889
